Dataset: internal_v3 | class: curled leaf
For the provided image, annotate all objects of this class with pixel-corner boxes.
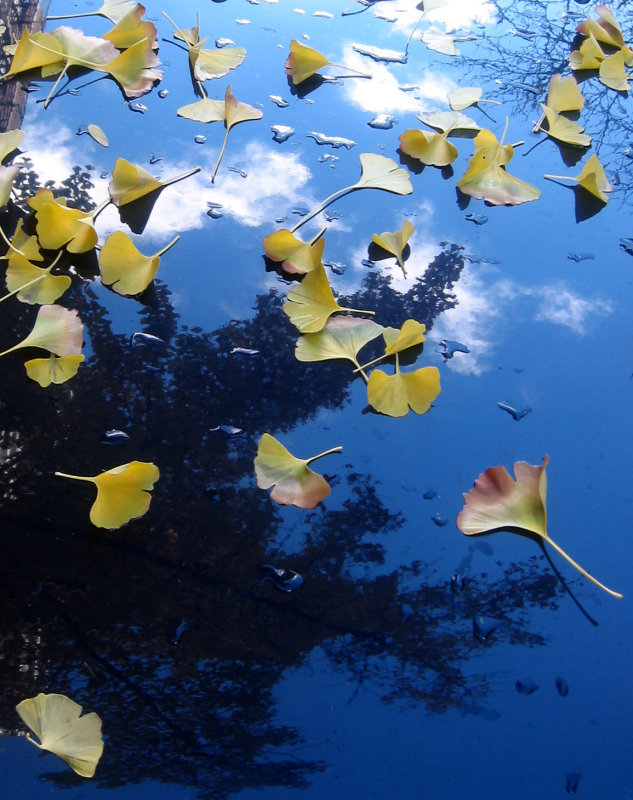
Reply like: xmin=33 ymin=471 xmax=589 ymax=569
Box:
xmin=569 ymin=33 xmax=605 ymax=71
xmin=108 ymin=158 xmax=200 ymax=206
xmin=399 ymin=128 xmax=457 ymax=168
xmin=254 ymin=432 xmax=341 ymax=509
xmin=457 ymin=456 xmax=622 ymax=598
xmin=54 ymin=461 xmax=160 ymax=529
xmin=103 ymin=4 xmax=158 ymax=50
xmin=371 ymin=220 xmax=415 ymax=275
xmin=16 ymin=693 xmax=104 ymax=778
xmin=263 ymin=229 xmax=325 ymax=275
xmin=544 ymin=154 xmax=613 ymax=203
xmin=285 ymin=39 xmax=331 ymax=84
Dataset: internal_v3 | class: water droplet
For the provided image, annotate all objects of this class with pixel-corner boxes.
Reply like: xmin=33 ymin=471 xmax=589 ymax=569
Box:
xmin=556 ymin=677 xmax=569 ymax=697
xmin=497 ymin=401 xmax=531 ymax=421
xmin=351 ymin=42 xmax=407 ymax=63
xmin=68 ymin=89 xmax=81 ymax=96
xmin=130 ymin=331 xmax=164 ymax=346
xmin=102 ymin=429 xmax=129 ymax=444
xmin=302 ymin=33 xmax=310 ymax=40
xmin=439 ymin=339 xmax=470 ymax=360
xmin=515 ymin=677 xmax=539 ymax=695
xmin=400 ymin=603 xmax=413 ymax=621
xmin=294 ymin=8 xmax=306 ymax=14
xmin=318 ymin=153 xmax=339 ymax=164
xmin=235 ymin=18 xmax=251 ymax=24
xmin=567 ymin=252 xmax=594 ymax=262
xmin=465 ymin=213 xmax=488 ymax=225
xmin=149 ymin=154 xmax=163 ymax=164
xmin=207 ymin=207 xmax=223 ymax=219
xmin=368 ymin=113 xmax=397 ymax=130
xmin=194 ymin=134 xmax=207 ymax=144
xmin=431 ymin=513 xmax=449 ymax=527
xmin=324 ymin=260 xmax=346 ymax=275
xmin=261 ymin=565 xmax=303 ymax=592
xmin=566 ymin=773 xmax=581 ymax=795
xmin=312 ymin=10 xmax=333 ymax=17
xmin=230 ymin=347 xmax=260 ymax=356
xmin=620 ymin=238 xmax=633 ymax=256
xmin=323 ymin=210 xmax=341 ymax=221
xmin=450 ymin=573 xmax=466 ymax=593
xmin=128 ymin=101 xmax=148 ymax=113
xmin=361 ymin=258 xmax=375 ymax=268
xmin=100 ymin=171 xmax=109 ymax=179
xmin=399 ymin=83 xmax=417 ymax=92
xmin=158 ymin=89 xmax=169 ymax=98
xmin=292 ymin=205 xmax=309 ymax=216
xmin=210 ymin=424 xmax=243 ymax=436
xmin=374 ymin=10 xmax=397 ymax=21
xmin=306 ymin=131 xmax=356 ymax=149
xmin=423 ymin=489 xmax=437 ymax=500
xmin=24 ymin=83 xmax=39 ymax=93
xmin=227 ymin=166 xmax=248 ymax=178
xmin=269 ymin=94 xmax=289 ymax=108
xmin=271 ymin=125 xmax=295 ymax=143
xmin=275 ymin=216 xmax=286 ymax=223
xmin=168 ymin=620 xmax=189 ymax=645
xmin=216 ymin=38 xmax=236 ymax=47
xmin=473 ymin=615 xmax=503 ymax=641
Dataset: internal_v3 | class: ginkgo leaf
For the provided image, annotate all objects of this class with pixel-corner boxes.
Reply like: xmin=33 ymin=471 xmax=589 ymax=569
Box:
xmin=47 ymin=0 xmax=139 ymax=23
xmin=103 ymin=36 xmax=163 ymax=98
xmin=544 ymin=154 xmax=613 ymax=203
xmin=367 ymin=363 xmax=440 ymax=417
xmin=456 ymin=123 xmax=540 ymax=206
xmin=163 ymin=13 xmax=245 ymax=81
xmin=103 ymin=4 xmax=158 ymax=50
xmin=576 ymin=5 xmax=629 ymax=52
xmin=295 ymin=315 xmax=384 ymax=376
xmin=5 ymin=254 xmax=71 ymax=305
xmin=4 ymin=218 xmax=43 ymax=262
xmin=356 ymin=318 xmax=426 ymax=373
xmin=16 ymin=693 xmax=104 ymax=778
xmin=456 ymin=456 xmax=622 ymax=598
xmin=283 ymin=262 xmax=374 ymax=333
xmin=99 ymin=231 xmax=179 ymax=295
xmin=371 ymin=220 xmax=416 ymax=276
xmin=54 ymin=461 xmax=160 ymax=529
xmin=569 ymin=32 xmax=606 ymax=71
xmin=1 ymin=27 xmax=66 ymax=78
xmin=254 ymin=432 xmax=341 ymax=509
xmin=545 ymin=73 xmax=584 ymax=112
xmin=263 ymin=229 xmax=325 ymax=275
xmin=599 ymin=50 xmax=631 ymax=92
xmin=291 ymin=153 xmax=412 ymax=233
xmin=176 ymin=97 xmax=226 ymax=123
xmin=0 ymin=128 xmax=24 ymax=162
xmin=284 ymin=39 xmax=332 ymax=84
xmin=448 ymin=86 xmax=498 ymax=110
xmin=25 ymin=353 xmax=85 ymax=386
xmin=108 ymin=158 xmax=200 ymax=206
xmin=399 ymin=128 xmax=458 ymax=168
xmin=416 ymin=110 xmax=480 ymax=132
xmin=28 ymin=188 xmax=99 ymax=253
xmin=0 ymin=305 xmax=83 ymax=358
xmin=87 ymin=123 xmax=109 ymax=147
xmin=422 ymin=26 xmax=461 ymax=57
xmin=536 ymin=104 xmax=591 ymax=147
xmin=0 ymin=165 xmax=19 ymax=208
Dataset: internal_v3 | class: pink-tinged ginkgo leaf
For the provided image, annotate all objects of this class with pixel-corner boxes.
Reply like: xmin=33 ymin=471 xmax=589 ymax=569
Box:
xmin=0 ymin=305 xmax=83 ymax=358
xmin=16 ymin=693 xmax=104 ymax=778
xmin=544 ymin=154 xmax=613 ymax=203
xmin=24 ymin=353 xmax=85 ymax=386
xmin=54 ymin=461 xmax=159 ymax=529
xmin=576 ymin=4 xmax=632 ymax=60
xmin=263 ymin=229 xmax=326 ymax=275
xmin=102 ymin=36 xmax=163 ymax=98
xmin=457 ymin=456 xmax=622 ymax=598
xmin=284 ymin=38 xmax=369 ymax=84
xmin=103 ymin=4 xmax=158 ymax=50
xmin=254 ymin=432 xmax=341 ymax=509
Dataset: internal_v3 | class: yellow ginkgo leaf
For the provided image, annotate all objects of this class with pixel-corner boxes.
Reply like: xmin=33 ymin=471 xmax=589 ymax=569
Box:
xmin=25 ymin=353 xmax=85 ymax=386
xmin=544 ymin=154 xmax=613 ymax=203
xmin=399 ymin=128 xmax=458 ymax=169
xmin=283 ymin=262 xmax=374 ymax=333
xmin=371 ymin=220 xmax=415 ymax=276
xmin=0 ymin=304 xmax=83 ymax=358
xmin=254 ymin=432 xmax=341 ymax=509
xmin=1 ymin=27 xmax=65 ymax=78
xmin=4 ymin=218 xmax=43 ymax=262
xmin=27 ymin=188 xmax=99 ymax=253
xmin=285 ymin=39 xmax=332 ymax=84
xmin=47 ymin=0 xmax=139 ymax=23
xmin=163 ymin=12 xmax=245 ymax=80
xmin=457 ymin=456 xmax=622 ymax=598
xmin=384 ymin=319 xmax=426 ymax=354
xmin=456 ymin=123 xmax=540 ymax=206
xmin=108 ymin=158 xmax=200 ymax=206
xmin=16 ymin=693 xmax=104 ymax=778
xmin=54 ymin=461 xmax=160 ymax=529
xmin=263 ymin=229 xmax=325 ymax=275
xmin=5 ymin=253 xmax=71 ymax=305
xmin=176 ymin=97 xmax=225 ymax=123
xmin=0 ymin=128 xmax=24 ymax=162
xmin=0 ymin=164 xmax=19 ymax=208
xmin=102 ymin=36 xmax=163 ymax=98
xmin=367 ymin=363 xmax=440 ymax=417
xmin=99 ymin=231 xmax=179 ymax=295
xmin=545 ymin=73 xmax=584 ymax=112
xmin=577 ymin=5 xmax=627 ymax=51
xmin=599 ymin=50 xmax=631 ymax=92
xmin=536 ymin=104 xmax=591 ymax=148
xmin=447 ymin=86 xmax=499 ymax=111
xmin=294 ymin=315 xmax=384 ymax=377
xmin=103 ymin=4 xmax=158 ymax=50
xmin=569 ymin=32 xmax=605 ymax=71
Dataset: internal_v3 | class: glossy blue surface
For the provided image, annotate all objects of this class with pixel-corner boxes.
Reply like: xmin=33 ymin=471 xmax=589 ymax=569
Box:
xmin=1 ymin=1 xmax=632 ymax=798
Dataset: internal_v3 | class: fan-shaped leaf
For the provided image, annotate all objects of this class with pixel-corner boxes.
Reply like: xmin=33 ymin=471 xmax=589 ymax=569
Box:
xmin=544 ymin=154 xmax=613 ymax=203
xmin=353 ymin=153 xmax=412 ymax=194
xmin=416 ymin=110 xmax=479 ymax=132
xmin=263 ymin=230 xmax=325 ymax=275
xmin=456 ymin=456 xmax=622 ymax=598
xmin=569 ymin=33 xmax=605 ymax=71
xmin=577 ymin=5 xmax=628 ymax=51
xmin=254 ymin=432 xmax=341 ymax=509
xmin=285 ymin=39 xmax=331 ymax=84
xmin=28 ymin=188 xmax=98 ymax=253
xmin=99 ymin=231 xmax=179 ymax=295
xmin=545 ymin=73 xmax=584 ymax=112
xmin=599 ymin=50 xmax=631 ymax=92
xmin=399 ymin=128 xmax=458 ymax=168
xmin=6 ymin=255 xmax=71 ymax=305
xmin=422 ymin=26 xmax=460 ymax=57
xmin=0 ymin=128 xmax=24 ymax=162
xmin=295 ymin=315 xmax=383 ymax=369
xmin=0 ymin=305 xmax=83 ymax=358
xmin=371 ymin=220 xmax=416 ymax=275
xmin=103 ymin=4 xmax=158 ymax=50
xmin=108 ymin=158 xmax=200 ymax=206
xmin=537 ymin=104 xmax=591 ymax=147
xmin=103 ymin=36 xmax=163 ymax=98
xmin=193 ymin=44 xmax=246 ymax=81
xmin=16 ymin=693 xmax=104 ymax=778
xmin=176 ymin=97 xmax=225 ymax=123
xmin=25 ymin=353 xmax=84 ymax=386
xmin=54 ymin=461 xmax=160 ymax=529
xmin=448 ymin=86 xmax=482 ymax=110
xmin=367 ymin=364 xmax=440 ymax=417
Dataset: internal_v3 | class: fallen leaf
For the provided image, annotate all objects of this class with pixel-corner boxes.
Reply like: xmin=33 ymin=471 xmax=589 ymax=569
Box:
xmin=284 ymin=39 xmax=332 ymax=84
xmin=254 ymin=432 xmax=341 ymax=508
xmin=54 ymin=461 xmax=160 ymax=529
xmin=371 ymin=220 xmax=416 ymax=275
xmin=545 ymin=73 xmax=584 ymax=112
xmin=108 ymin=158 xmax=200 ymax=205
xmin=544 ymin=154 xmax=613 ymax=203
xmin=5 ymin=253 xmax=70 ymax=305
xmin=536 ymin=104 xmax=591 ymax=147
xmin=0 ymin=128 xmax=25 ymax=162
xmin=24 ymin=353 xmax=85 ymax=386
xmin=87 ymin=123 xmax=109 ymax=147
xmin=0 ymin=304 xmax=83 ymax=358
xmin=262 ymin=229 xmax=325 ymax=275
xmin=99 ymin=231 xmax=179 ymax=295
xmin=28 ymin=188 xmax=99 ymax=253
xmin=16 ymin=693 xmax=104 ymax=778
xmin=399 ymin=128 xmax=458 ymax=168
xmin=422 ymin=26 xmax=461 ymax=57
xmin=367 ymin=363 xmax=440 ymax=417
xmin=599 ymin=50 xmax=631 ymax=92
xmin=448 ymin=86 xmax=498 ymax=110
xmin=163 ymin=12 xmax=246 ymax=81
xmin=456 ymin=456 xmax=622 ymax=598
xmin=569 ymin=32 xmax=606 ymax=71
xmin=47 ymin=0 xmax=139 ymax=23
xmin=103 ymin=4 xmax=158 ymax=50
xmin=416 ymin=110 xmax=480 ymax=132
xmin=295 ymin=315 xmax=384 ymax=375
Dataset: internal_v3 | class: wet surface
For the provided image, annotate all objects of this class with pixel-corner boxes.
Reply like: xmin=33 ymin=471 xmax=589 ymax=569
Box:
xmin=0 ymin=0 xmax=632 ymax=798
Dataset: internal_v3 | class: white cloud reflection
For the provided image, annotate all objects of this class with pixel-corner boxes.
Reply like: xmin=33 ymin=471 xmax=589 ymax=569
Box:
xmin=389 ymin=0 xmax=497 ymax=35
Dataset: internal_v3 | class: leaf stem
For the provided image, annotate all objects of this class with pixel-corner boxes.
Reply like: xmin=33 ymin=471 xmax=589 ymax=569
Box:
xmin=543 ymin=174 xmax=575 ymax=182
xmin=43 ymin=63 xmax=69 ymax=109
xmin=155 ymin=235 xmax=180 ymax=257
xmin=54 ymin=471 xmax=95 ymax=483
xmin=91 ymin=197 xmax=112 ymax=222
xmin=339 ymin=306 xmax=375 ymax=317
xmin=162 ymin=165 xmax=202 ymax=188
xmin=290 ymin=185 xmax=353 ymax=233
xmin=211 ymin=128 xmax=229 ymax=183
xmin=46 ymin=11 xmax=95 ymax=19
xmin=545 ymin=535 xmax=623 ymax=599
xmin=305 ymin=445 xmax=343 ymax=465
xmin=354 ymin=351 xmax=388 ymax=372
xmin=327 ymin=63 xmax=372 ymax=79
xmin=0 ymin=273 xmax=46 ymax=304
xmin=308 ymin=227 xmax=327 ymax=246
xmin=0 ymin=225 xmax=24 ymax=257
